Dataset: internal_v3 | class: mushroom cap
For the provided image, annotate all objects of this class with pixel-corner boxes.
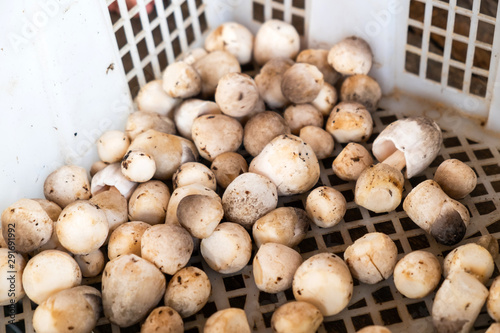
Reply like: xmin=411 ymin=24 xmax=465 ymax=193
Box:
xmin=89 ymin=189 xmax=128 ymax=233
xmin=173 ymin=99 xmax=221 ymax=140
xmin=193 ymin=50 xmax=241 ymax=97
xmin=135 ymin=79 xmax=180 ymax=117
xmin=121 ymin=150 xmax=156 ymax=183
xmin=205 ymin=22 xmax=254 ymax=64
xmin=164 ymin=266 xmax=211 ymax=318
xmin=254 ymin=58 xmax=294 ymax=109
xmin=327 ymin=36 xmax=373 ymax=75
xmin=434 ymin=159 xmax=477 ymax=199
xmin=486 ymin=323 xmax=500 ymax=333
xmin=183 ymin=48 xmax=207 ymax=66
xmin=0 ymin=248 xmax=26 ymax=305
xmin=372 ymin=117 xmax=442 ymax=178
xmin=125 ymin=111 xmax=176 ymax=141
xmin=296 ymin=49 xmax=340 ymax=85
xmin=271 ymin=301 xmax=323 ymax=333
xmin=305 ymin=186 xmax=346 ymax=228
xmin=299 ymin=126 xmax=335 ymax=160
xmin=90 ymin=161 xmax=109 ymax=177
xmin=162 ymin=61 xmax=201 ymax=99
xmin=281 ymin=63 xmax=324 ymax=104
xmin=244 ymin=111 xmax=291 ymax=157
xmin=177 ymin=194 xmax=223 ymax=238
xmin=293 ymin=252 xmax=353 ymax=316
xmin=74 ymin=249 xmax=105 ymax=278
xmin=283 ymin=104 xmax=324 ymax=135
xmin=97 ymin=130 xmax=130 ymax=164
xmin=204 ymin=308 xmax=251 ymax=333
xmin=340 ymin=74 xmax=382 ymax=112
xmin=312 ymin=82 xmax=338 ymax=116
xmin=477 ymin=234 xmax=499 ymax=260
xmin=253 ymin=20 xmax=300 ymax=65
xmin=141 ymin=306 xmax=184 ymax=333
xmin=165 ymin=184 xmax=220 ymax=225
xmin=173 ymin=162 xmax=217 ymax=191
xmin=210 ymin=152 xmax=249 ymax=188
xmin=107 ymin=221 xmax=150 ymax=260
xmin=91 ymin=163 xmax=138 ymax=199
xmin=356 ymin=326 xmax=392 ymax=333
xmin=332 ymin=142 xmax=373 ymax=181
xmin=44 ymin=165 xmax=91 ymax=208
xmin=215 ymin=73 xmax=260 ymax=118
xmin=443 ymin=243 xmax=494 ymax=284
xmin=326 ymin=102 xmax=373 ymax=143
xmin=488 ymin=277 xmax=500 ymax=321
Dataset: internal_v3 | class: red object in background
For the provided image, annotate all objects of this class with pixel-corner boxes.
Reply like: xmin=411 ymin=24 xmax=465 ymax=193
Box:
xmin=108 ymin=0 xmax=155 ymax=16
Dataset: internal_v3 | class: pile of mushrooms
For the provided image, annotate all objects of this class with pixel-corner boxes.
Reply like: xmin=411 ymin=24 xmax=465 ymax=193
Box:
xmin=0 ymin=17 xmax=493 ymax=333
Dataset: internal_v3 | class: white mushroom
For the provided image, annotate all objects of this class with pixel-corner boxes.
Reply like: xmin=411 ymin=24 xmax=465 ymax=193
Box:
xmin=254 ymin=58 xmax=294 ymax=109
xmin=141 ymin=306 xmax=184 ymax=333
xmin=253 ymin=207 xmax=310 ymax=248
xmin=281 ymin=63 xmax=324 ymax=104
xmin=121 ymin=150 xmax=156 ymax=183
xmin=97 ymin=130 xmax=130 ymax=163
xmin=243 ymin=111 xmax=291 ymax=157
xmin=22 ymin=250 xmax=82 ymax=304
xmin=193 ymin=50 xmax=241 ymax=97
xmin=44 ymin=165 xmax=91 ymax=208
xmin=271 ymin=301 xmax=323 ymax=333
xmin=162 ymin=61 xmax=201 ymax=98
xmin=200 ymin=222 xmax=252 ymax=274
xmin=487 ymin=276 xmax=500 ymax=321
xmin=102 ymin=254 xmax=166 ymax=327
xmin=74 ymin=249 xmax=105 ymax=278
xmin=215 ymin=73 xmax=260 ymax=118
xmin=283 ymin=104 xmax=324 ymax=135
xmin=107 ymin=221 xmax=150 ymax=260
xmin=174 ymin=99 xmax=221 ymax=140
xmin=165 ymin=184 xmax=220 ymax=225
xmin=33 ymin=198 xmax=62 ymax=222
xmin=332 ymin=143 xmax=373 ymax=181
xmin=325 ymin=102 xmax=373 ymax=143
xmin=91 ymin=163 xmax=138 ymax=199
xmin=356 ymin=326 xmax=392 ymax=333
xmin=164 ymin=266 xmax=211 ymax=318
xmin=135 ymin=79 xmax=180 ymax=117
xmin=222 ymin=172 xmax=278 ymax=228
xmin=210 ymin=152 xmax=248 ymax=188
xmin=56 ymin=200 xmax=109 ymax=255
xmin=299 ymin=126 xmax=335 ymax=160
xmin=340 ymin=74 xmax=382 ymax=112
xmin=327 ymin=36 xmax=373 ymax=75
xmin=183 ymin=48 xmax=207 ymax=66
xmin=172 ymin=162 xmax=217 ymax=191
xmin=312 ymin=82 xmax=338 ymax=116
xmin=249 ymin=134 xmax=320 ymax=196
xmin=177 ymin=194 xmax=223 ymax=239
xmin=204 ymin=308 xmax=251 ymax=333
xmin=434 ymin=159 xmax=477 ymax=199
xmin=0 ymin=248 xmax=25 ymax=305
xmin=305 ymin=186 xmax=346 ymax=228
xmin=393 ymin=250 xmax=441 ymax=299
xmin=297 ymin=49 xmax=341 ymax=85
xmin=486 ymin=323 xmax=500 ymax=333
xmin=477 ymin=234 xmax=499 ymax=260
xmin=344 ymin=232 xmax=398 ymax=284
xmin=89 ymin=188 xmax=128 ymax=234
xmin=205 ymin=22 xmax=254 ymax=64
xmin=253 ymin=243 xmax=303 ymax=293
xmin=125 ymin=111 xmax=176 ymax=141
xmin=253 ymin=20 xmax=300 ymax=65
xmin=443 ymin=243 xmax=494 ymax=284
xmin=141 ymin=224 xmax=193 ymax=275
xmin=90 ymin=161 xmax=109 ymax=177
xmin=293 ymin=252 xmax=353 ymax=316
xmin=128 ymin=180 xmax=170 ymax=225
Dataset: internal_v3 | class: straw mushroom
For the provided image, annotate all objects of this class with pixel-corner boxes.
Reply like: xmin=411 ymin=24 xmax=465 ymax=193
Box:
xmin=477 ymin=234 xmax=499 ymax=259
xmin=443 ymin=243 xmax=494 ymax=284
xmin=254 ymin=58 xmax=294 ymax=108
xmin=174 ymin=99 xmax=221 ymax=140
xmin=74 ymin=249 xmax=105 ymax=278
xmin=283 ymin=104 xmax=323 ymax=135
xmin=22 ymin=250 xmax=82 ymax=304
xmin=243 ymin=111 xmax=291 ymax=157
xmin=332 ymin=143 xmax=373 ymax=181
xmin=89 ymin=189 xmax=128 ymax=234
xmin=305 ymin=186 xmax=346 ymax=228
xmin=281 ymin=63 xmax=324 ymax=104
xmin=293 ymin=253 xmax=353 ymax=316
xmin=205 ymin=22 xmax=254 ymax=64
xmin=0 ymin=248 xmax=25 ymax=305
xmin=165 ymin=184 xmax=220 ymax=225
xmin=204 ymin=308 xmax=250 ymax=333
xmin=107 ymin=221 xmax=150 ymax=260
xmin=97 ymin=130 xmax=130 ymax=163
xmin=326 ymin=102 xmax=373 ymax=143
xmin=162 ymin=61 xmax=201 ymax=99
xmin=486 ymin=324 xmax=500 ymax=333
xmin=271 ymin=301 xmax=323 ymax=333
xmin=340 ymin=74 xmax=382 ymax=112
xmin=200 ymin=222 xmax=252 ymax=274
xmin=215 ymin=73 xmax=259 ymax=118
xmin=403 ymin=180 xmax=470 ymax=246
xmin=253 ymin=20 xmax=300 ymax=65
xmin=32 ymin=199 xmax=61 ymax=222
xmin=357 ymin=326 xmax=392 ymax=333
xmin=102 ymin=254 xmax=166 ymax=327
xmin=344 ymin=232 xmax=398 ymax=284
xmin=193 ymin=50 xmax=241 ymax=97
xmin=136 ymin=79 xmax=179 ymax=117
xmin=44 ymin=165 xmax=91 ymax=208
xmin=141 ymin=306 xmax=184 ymax=333
xmin=90 ymin=161 xmax=109 ymax=177
xmin=299 ymin=126 xmax=334 ymax=160
xmin=183 ymin=48 xmax=207 ymax=66
xmin=297 ymin=49 xmax=340 ymax=85
xmin=91 ymin=163 xmax=138 ymax=199
xmin=434 ymin=159 xmax=477 ymax=199
xmin=121 ymin=150 xmax=156 ymax=183
xmin=173 ymin=162 xmax=216 ymax=191
xmin=177 ymin=194 xmax=223 ymax=238
xmin=312 ymin=82 xmax=338 ymax=116
xmin=164 ymin=266 xmax=211 ymax=318
xmin=393 ymin=250 xmax=441 ymax=299
xmin=128 ymin=181 xmax=170 ymax=225
xmin=488 ymin=276 xmax=500 ymax=321
xmin=328 ymin=36 xmax=373 ymax=75
xmin=210 ymin=152 xmax=248 ymax=188
xmin=125 ymin=111 xmax=176 ymax=141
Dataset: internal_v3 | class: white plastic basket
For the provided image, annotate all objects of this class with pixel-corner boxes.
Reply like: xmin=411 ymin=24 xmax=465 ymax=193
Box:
xmin=0 ymin=0 xmax=499 ymax=332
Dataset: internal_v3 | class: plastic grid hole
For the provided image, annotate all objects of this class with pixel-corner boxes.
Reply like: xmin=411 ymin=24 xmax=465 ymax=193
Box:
xmin=348 ymin=298 xmax=367 ymax=310
xmin=372 ymin=286 xmax=394 ymax=304
xmin=351 ymin=314 xmax=374 ymax=331
xmin=482 ymin=164 xmax=500 ymax=176
xmin=223 ymin=274 xmax=246 ymax=291
xmin=323 ymin=319 xmax=348 ymax=333
xmin=374 ymin=221 xmax=397 ymax=235
xmin=323 ymin=231 xmax=345 ymax=247
xmin=475 ymin=201 xmax=497 ymax=215
xmin=228 ymin=295 xmax=247 ymax=309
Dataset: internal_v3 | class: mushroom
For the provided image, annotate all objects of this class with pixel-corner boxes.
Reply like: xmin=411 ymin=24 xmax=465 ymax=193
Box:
xmin=177 ymin=194 xmax=223 ymax=239
xmin=141 ymin=306 xmax=184 ymax=333
xmin=305 ymin=186 xmax=346 ymax=228
xmin=254 ymin=58 xmax=294 ymax=109
xmin=90 ymin=161 xmax=109 ymax=177
xmin=74 ymin=249 xmax=105 ymax=278
xmin=253 ymin=242 xmax=303 ymax=293
xmin=283 ymin=104 xmax=324 ymax=135
xmin=89 ymin=189 xmax=128 ymax=234
xmin=0 ymin=248 xmax=26 ymax=305
xmin=32 ymin=286 xmax=101 ymax=333
xmin=135 ymin=79 xmax=180 ymax=117
xmin=243 ymin=111 xmax=291 ymax=157
xmin=325 ymin=102 xmax=373 ymax=143
xmin=97 ymin=130 xmax=130 ymax=163
xmin=210 ymin=152 xmax=248 ymax=188
xmin=22 ymin=250 xmax=82 ymax=304
xmin=281 ymin=63 xmax=324 ymax=104
xmin=193 ymin=50 xmax=241 ymax=97
xmin=173 ymin=162 xmax=217 ymax=191
xmin=403 ymin=180 xmax=470 ymax=246
xmin=205 ymin=22 xmax=254 ymax=64
xmin=44 ymin=165 xmax=91 ymax=208
xmin=443 ymin=243 xmax=494 ymax=284
xmin=164 ymin=266 xmax=211 ymax=318
xmin=141 ymin=224 xmax=193 ymax=275
xmin=434 ymin=159 xmax=477 ymax=199
xmin=200 ymin=222 xmax=252 ymax=274
xmin=249 ymin=134 xmax=320 ymax=196
xmin=271 ymin=301 xmax=323 ymax=333
xmin=204 ymin=308 xmax=251 ymax=333
xmin=296 ymin=49 xmax=340 ymax=85
xmin=488 ymin=276 xmax=500 ymax=321
xmin=293 ymin=252 xmax=353 ymax=316
xmin=162 ymin=61 xmax=201 ymax=98
xmin=299 ymin=126 xmax=335 ymax=160
xmin=102 ymin=254 xmax=166 ymax=327
xmin=191 ymin=114 xmax=243 ymax=162
xmin=165 ymin=184 xmax=220 ymax=225
xmin=128 ymin=180 xmax=170 ymax=225
xmin=125 ymin=111 xmax=176 ymax=141
xmin=33 ymin=198 xmax=62 ymax=221
xmin=327 ymin=36 xmax=373 ymax=75
xmin=356 ymin=326 xmax=392 ymax=333
xmin=1 ymin=198 xmax=53 ymax=253
xmin=432 ymin=271 xmax=488 ymax=333
xmin=222 ymin=172 xmax=278 ymax=228
xmin=173 ymin=99 xmax=221 ymax=140
xmin=340 ymin=74 xmax=382 ymax=112
xmin=128 ymin=129 xmax=198 ymax=180
xmin=477 ymin=234 xmax=499 ymax=259
xmin=215 ymin=73 xmax=260 ymax=118
xmin=253 ymin=207 xmax=310 ymax=248
xmin=183 ymin=48 xmax=207 ymax=66
xmin=107 ymin=221 xmax=150 ymax=260
xmin=312 ymin=82 xmax=338 ymax=116
xmin=486 ymin=323 xmax=500 ymax=333
xmin=91 ymin=163 xmax=138 ymax=199
xmin=253 ymin=20 xmax=300 ymax=65
xmin=57 ymin=200 xmax=109 ymax=255
xmin=393 ymin=250 xmax=441 ymax=299
xmin=121 ymin=150 xmax=156 ymax=183
xmin=344 ymin=232 xmax=398 ymax=284
xmin=332 ymin=143 xmax=373 ymax=181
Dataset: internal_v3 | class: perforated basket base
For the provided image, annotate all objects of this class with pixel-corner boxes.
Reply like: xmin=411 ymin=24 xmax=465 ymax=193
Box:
xmin=2 ymin=94 xmax=500 ymax=333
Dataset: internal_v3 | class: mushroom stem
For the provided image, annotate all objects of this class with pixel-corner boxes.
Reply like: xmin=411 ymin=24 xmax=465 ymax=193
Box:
xmin=381 ymin=149 xmax=406 ymax=171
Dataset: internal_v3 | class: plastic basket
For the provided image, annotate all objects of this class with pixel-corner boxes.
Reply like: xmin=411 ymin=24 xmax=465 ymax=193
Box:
xmin=1 ymin=0 xmax=500 ymax=332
